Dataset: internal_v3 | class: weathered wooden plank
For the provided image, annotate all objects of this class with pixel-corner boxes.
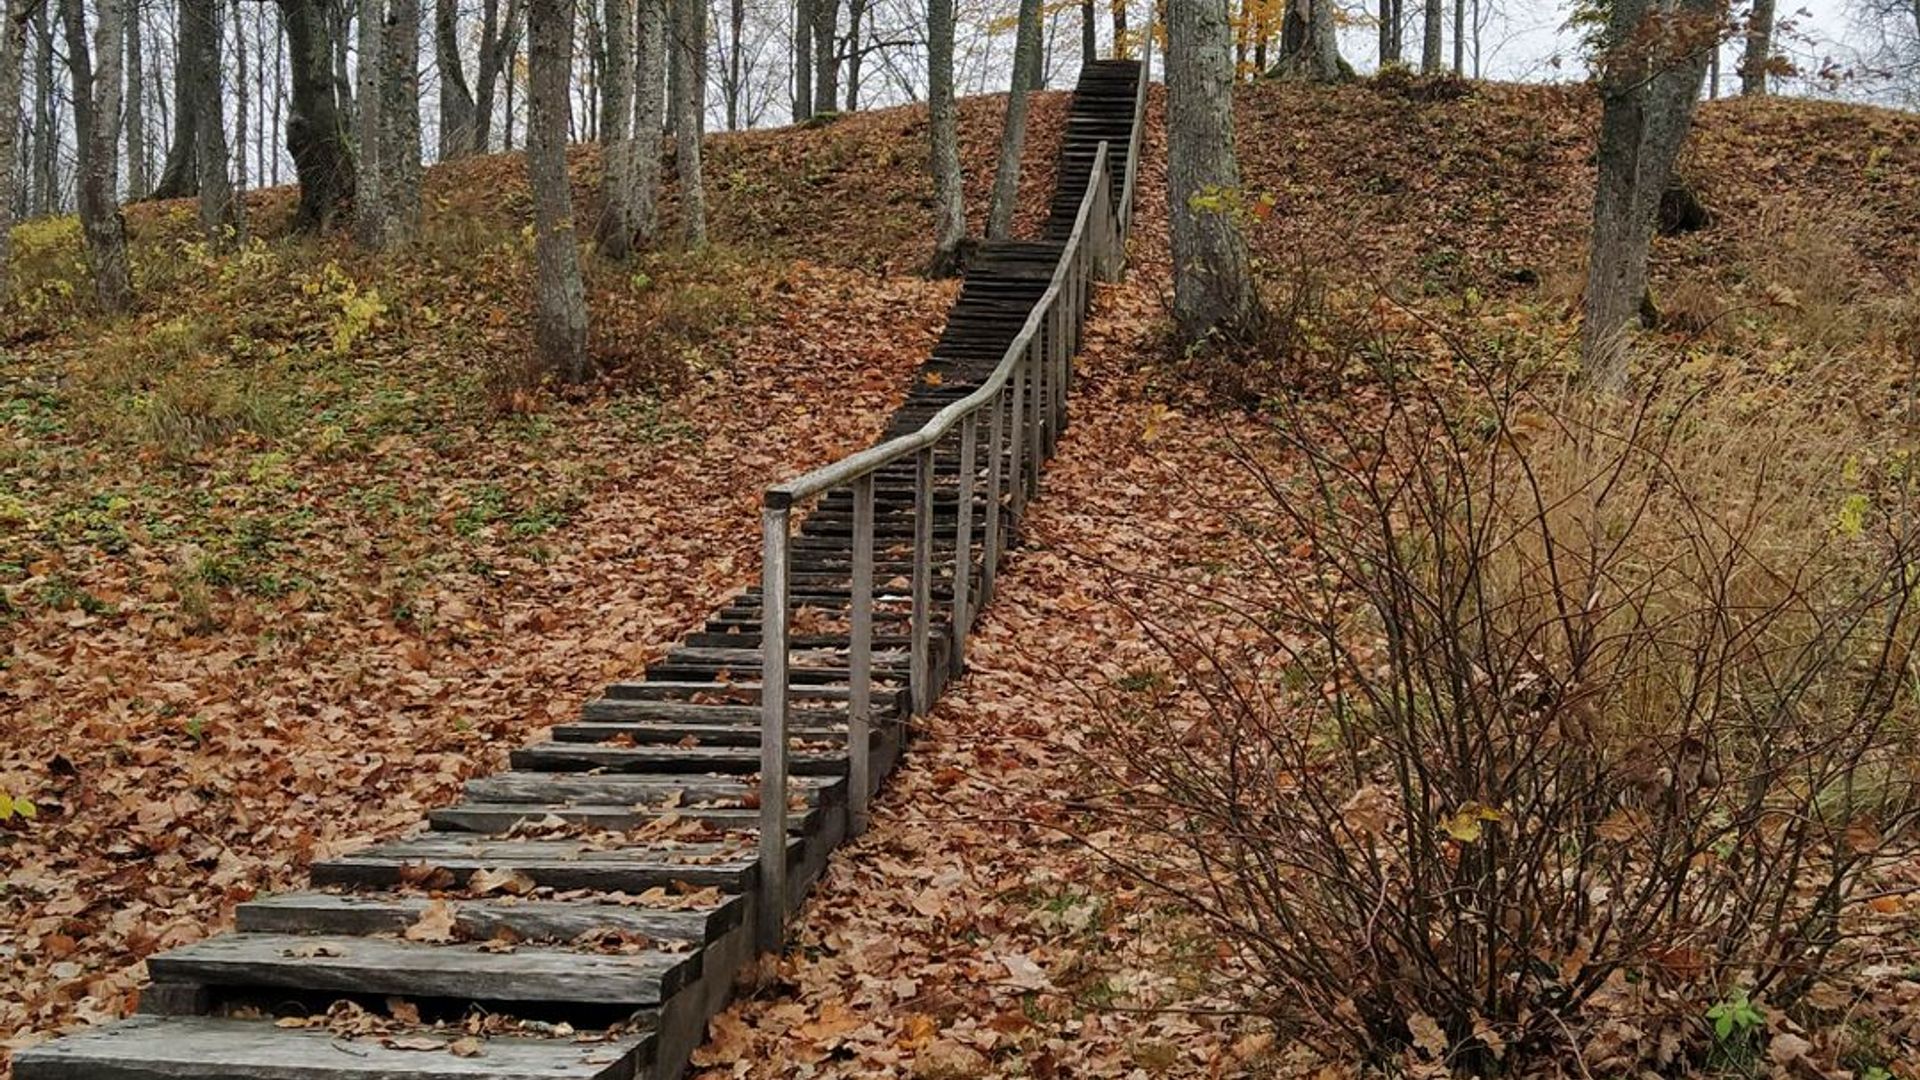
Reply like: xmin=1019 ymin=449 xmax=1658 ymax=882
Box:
xmin=235 ymin=893 xmax=734 ymax=945
xmin=461 ymin=772 xmax=842 ymax=807
xmin=310 ymin=836 xmax=794 ymax=894
xmin=579 ymin=700 xmax=848 ymax=724
xmin=547 ymin=721 xmax=859 ymax=746
xmin=12 ymin=1016 xmax=648 ymax=1080
xmin=427 ymin=801 xmax=820 ymax=838
xmin=148 ymin=933 xmax=698 ymax=1006
xmin=509 ymin=743 xmax=849 ymax=777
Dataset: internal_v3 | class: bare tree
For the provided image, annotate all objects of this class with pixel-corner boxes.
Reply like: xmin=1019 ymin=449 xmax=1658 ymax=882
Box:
xmin=189 ymin=0 xmax=239 ymax=241
xmin=472 ymin=0 xmax=525 ymax=152
xmin=354 ymin=0 xmax=385 ymax=244
xmin=63 ymin=0 xmax=135 ymax=312
xmin=599 ymin=0 xmax=637 ymax=256
xmin=1741 ymin=0 xmax=1775 ymax=94
xmin=281 ymin=0 xmax=355 ymax=230
xmin=1273 ymin=0 xmax=1344 ymax=79
xmin=926 ymin=0 xmax=965 ymax=274
xmin=382 ymin=0 xmax=421 ymax=241
xmin=1167 ymin=0 xmax=1256 ymax=343
xmin=231 ymin=0 xmax=248 ymax=201
xmin=1 ymin=0 xmax=31 ymax=301
xmin=527 ymin=0 xmax=588 ymax=378
xmin=812 ymin=0 xmax=837 ymax=110
xmin=987 ymin=0 xmax=1040 ymax=239
xmin=1379 ymin=0 xmax=1404 ymax=63
xmin=1081 ymin=0 xmax=1095 ymax=63
xmin=794 ymin=0 xmax=813 ymax=119
xmin=153 ymin=0 xmax=203 ymax=197
xmin=1422 ymin=0 xmax=1442 ymax=71
xmin=672 ymin=0 xmax=706 ymax=244
xmin=125 ymin=0 xmax=146 ymax=197
xmin=436 ymin=0 xmax=477 ymax=156
xmin=1582 ymin=0 xmax=1720 ymax=386
xmin=633 ymin=0 xmax=664 ymax=243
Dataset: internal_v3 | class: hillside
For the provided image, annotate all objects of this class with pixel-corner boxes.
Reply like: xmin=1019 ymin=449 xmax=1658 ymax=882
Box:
xmin=6 ymin=79 xmax=1920 ymax=1078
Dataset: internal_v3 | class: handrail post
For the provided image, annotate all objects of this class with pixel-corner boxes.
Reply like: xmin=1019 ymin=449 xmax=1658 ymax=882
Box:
xmin=950 ymin=413 xmax=977 ymax=677
xmin=1026 ymin=337 xmax=1044 ymax=490
xmin=1007 ymin=342 xmax=1027 ymax=520
xmin=847 ymin=474 xmax=874 ymax=834
xmin=757 ymin=503 xmax=791 ymax=952
xmin=910 ymin=446 xmax=934 ymax=715
xmin=982 ymin=384 xmax=1005 ymax=605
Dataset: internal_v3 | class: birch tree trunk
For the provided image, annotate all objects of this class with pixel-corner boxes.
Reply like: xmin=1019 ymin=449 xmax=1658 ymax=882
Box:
xmin=64 ymin=0 xmax=135 ymax=312
xmin=633 ymin=0 xmax=664 ymax=244
xmin=1167 ymin=0 xmax=1256 ymax=344
xmin=926 ymin=0 xmax=966 ymax=275
xmin=1421 ymin=0 xmax=1442 ymax=72
xmin=986 ymin=0 xmax=1041 ymax=240
xmin=597 ymin=0 xmax=635 ymax=256
xmin=1 ymin=0 xmax=26 ymax=301
xmin=1741 ymin=0 xmax=1774 ymax=95
xmin=189 ymin=0 xmax=240 ymax=241
xmin=1582 ymin=0 xmax=1718 ymax=388
xmin=527 ymin=0 xmax=588 ymax=379
xmin=154 ymin=0 xmax=202 ymax=197
xmin=126 ymin=0 xmax=147 ymax=198
xmin=381 ymin=0 xmax=422 ymax=242
xmin=671 ymin=0 xmax=706 ymax=245
xmin=436 ymin=0 xmax=477 ymax=156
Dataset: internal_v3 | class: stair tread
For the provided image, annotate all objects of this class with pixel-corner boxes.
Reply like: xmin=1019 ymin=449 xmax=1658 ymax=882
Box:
xmin=236 ymin=891 xmax=734 ymax=944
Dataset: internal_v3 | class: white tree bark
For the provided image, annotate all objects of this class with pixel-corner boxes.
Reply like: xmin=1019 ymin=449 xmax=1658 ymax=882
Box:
xmin=671 ymin=0 xmax=706 ymax=246
xmin=986 ymin=0 xmax=1041 ymax=239
xmin=926 ymin=0 xmax=965 ymax=274
xmin=1167 ymin=0 xmax=1256 ymax=344
xmin=381 ymin=0 xmax=423 ymax=242
xmin=1582 ymin=0 xmax=1718 ymax=387
xmin=528 ymin=0 xmax=589 ymax=378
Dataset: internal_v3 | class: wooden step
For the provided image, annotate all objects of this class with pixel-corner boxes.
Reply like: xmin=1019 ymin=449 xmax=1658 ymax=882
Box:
xmin=548 ymin=720 xmax=865 ymax=745
xmin=427 ymin=800 xmax=822 ymax=838
xmin=10 ymin=1016 xmax=651 ymax=1080
xmin=311 ymin=836 xmax=789 ymax=894
xmin=462 ymin=771 xmax=843 ymax=807
xmin=235 ymin=892 xmax=735 ymax=946
xmin=509 ymin=743 xmax=849 ymax=777
xmin=148 ymin=933 xmax=699 ymax=1008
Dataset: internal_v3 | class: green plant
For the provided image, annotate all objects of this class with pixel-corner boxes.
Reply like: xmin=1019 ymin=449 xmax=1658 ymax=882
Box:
xmin=1707 ymin=989 xmax=1764 ymax=1043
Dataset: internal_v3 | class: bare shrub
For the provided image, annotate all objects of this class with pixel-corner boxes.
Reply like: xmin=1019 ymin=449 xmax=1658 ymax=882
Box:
xmin=1082 ymin=345 xmax=1920 ymax=1073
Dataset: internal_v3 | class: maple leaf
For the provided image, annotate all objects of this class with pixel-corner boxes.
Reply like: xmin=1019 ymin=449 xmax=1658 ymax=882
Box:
xmin=403 ymin=900 xmax=459 ymax=943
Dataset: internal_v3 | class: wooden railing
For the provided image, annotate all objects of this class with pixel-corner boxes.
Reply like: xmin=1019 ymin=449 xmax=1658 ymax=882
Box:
xmin=753 ymin=44 xmax=1152 ymax=951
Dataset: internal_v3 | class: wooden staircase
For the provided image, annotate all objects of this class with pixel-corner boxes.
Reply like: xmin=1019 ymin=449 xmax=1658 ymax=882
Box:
xmin=14 ymin=55 xmax=1151 ymax=1080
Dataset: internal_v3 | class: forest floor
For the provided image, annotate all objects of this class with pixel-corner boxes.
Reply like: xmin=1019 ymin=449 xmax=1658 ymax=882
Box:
xmin=6 ymin=77 xmax=1920 ymax=1080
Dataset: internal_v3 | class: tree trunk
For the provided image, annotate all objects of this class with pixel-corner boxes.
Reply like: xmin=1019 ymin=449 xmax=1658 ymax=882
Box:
xmin=64 ymin=0 xmax=135 ymax=312
xmin=1167 ymin=0 xmax=1256 ymax=344
xmin=382 ymin=0 xmax=422 ymax=241
xmin=598 ymin=0 xmax=635 ymax=255
xmin=1421 ymin=0 xmax=1442 ymax=72
xmin=331 ymin=0 xmax=354 ymax=119
xmin=843 ymin=0 xmax=867 ymax=109
xmin=126 ymin=0 xmax=147 ymax=198
xmin=355 ymin=0 xmax=385 ymax=245
xmin=633 ymin=0 xmax=664 ymax=243
xmin=986 ymin=0 xmax=1041 ymax=240
xmin=812 ymin=0 xmax=836 ymax=112
xmin=280 ymin=0 xmax=355 ymax=231
xmin=30 ymin=3 xmax=56 ymax=214
xmin=1741 ymin=0 xmax=1774 ymax=95
xmin=926 ymin=0 xmax=965 ymax=274
xmin=153 ymin=0 xmax=202 ymax=197
xmin=232 ymin=0 xmax=250 ymax=208
xmin=527 ymin=0 xmax=588 ymax=378
xmin=189 ymin=0 xmax=240 ymax=241
xmin=1272 ymin=0 xmax=1342 ymax=81
xmin=671 ymin=0 xmax=705 ymax=245
xmin=1452 ymin=0 xmax=1463 ymax=72
xmin=472 ymin=0 xmax=522 ymax=153
xmin=1 ymin=0 xmax=27 ymax=300
xmin=1378 ymin=0 xmax=1398 ymax=64
xmin=1081 ymin=0 xmax=1096 ymax=64
xmin=724 ymin=0 xmax=741 ymax=128
xmin=436 ymin=0 xmax=477 ymax=156
xmin=793 ymin=0 xmax=812 ymax=120
xmin=1582 ymin=0 xmax=1717 ymax=387
xmin=1111 ymin=0 xmax=1126 ymax=58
